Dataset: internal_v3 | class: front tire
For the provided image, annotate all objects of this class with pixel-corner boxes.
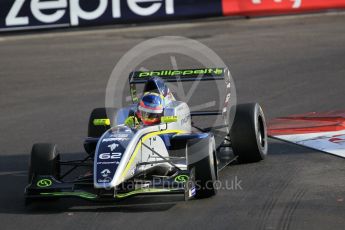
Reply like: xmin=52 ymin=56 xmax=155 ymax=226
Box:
xmin=28 ymin=143 xmax=60 ymax=183
xmin=230 ymin=103 xmax=268 ymax=163
xmin=188 ymin=135 xmax=218 ymax=199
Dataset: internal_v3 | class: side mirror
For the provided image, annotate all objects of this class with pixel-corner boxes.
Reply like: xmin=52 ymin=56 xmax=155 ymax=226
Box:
xmin=161 ymin=116 xmax=178 ymax=123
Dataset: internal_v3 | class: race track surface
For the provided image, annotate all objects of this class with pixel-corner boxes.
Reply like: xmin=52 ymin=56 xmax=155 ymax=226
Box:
xmin=1 ymin=13 xmax=345 ymax=230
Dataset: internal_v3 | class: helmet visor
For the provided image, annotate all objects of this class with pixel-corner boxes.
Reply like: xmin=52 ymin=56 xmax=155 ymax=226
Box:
xmin=141 ymin=111 xmax=161 ymax=120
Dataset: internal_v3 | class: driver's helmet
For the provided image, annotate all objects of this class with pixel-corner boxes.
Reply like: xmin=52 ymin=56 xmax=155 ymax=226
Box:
xmin=137 ymin=92 xmax=164 ymax=125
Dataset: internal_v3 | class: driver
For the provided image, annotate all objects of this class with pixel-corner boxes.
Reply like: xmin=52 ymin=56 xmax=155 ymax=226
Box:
xmin=125 ymin=92 xmax=165 ymax=128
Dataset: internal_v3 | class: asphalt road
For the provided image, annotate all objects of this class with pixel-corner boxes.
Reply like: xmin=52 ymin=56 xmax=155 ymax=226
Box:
xmin=1 ymin=12 xmax=345 ymax=230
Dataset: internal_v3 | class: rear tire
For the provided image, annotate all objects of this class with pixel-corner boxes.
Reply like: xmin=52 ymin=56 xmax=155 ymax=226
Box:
xmin=28 ymin=143 xmax=60 ymax=183
xmin=188 ymin=135 xmax=218 ymax=199
xmin=230 ymin=103 xmax=268 ymax=163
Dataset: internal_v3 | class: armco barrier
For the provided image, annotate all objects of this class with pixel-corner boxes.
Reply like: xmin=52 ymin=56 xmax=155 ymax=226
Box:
xmin=222 ymin=0 xmax=345 ymax=16
xmin=1 ymin=0 xmax=345 ymax=32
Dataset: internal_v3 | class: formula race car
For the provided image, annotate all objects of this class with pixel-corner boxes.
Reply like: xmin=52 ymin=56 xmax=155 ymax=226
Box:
xmin=25 ymin=68 xmax=268 ymax=203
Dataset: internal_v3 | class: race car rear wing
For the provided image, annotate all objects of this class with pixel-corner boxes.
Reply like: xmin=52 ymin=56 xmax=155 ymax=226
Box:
xmin=129 ymin=68 xmax=226 ymax=84
xmin=128 ymin=68 xmax=229 ymax=103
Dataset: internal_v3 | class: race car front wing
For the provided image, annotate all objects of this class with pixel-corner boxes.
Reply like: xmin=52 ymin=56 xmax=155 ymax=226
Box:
xmin=24 ymin=170 xmax=196 ymax=201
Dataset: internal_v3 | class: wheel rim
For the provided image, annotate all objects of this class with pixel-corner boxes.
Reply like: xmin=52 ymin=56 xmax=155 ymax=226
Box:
xmin=257 ymin=115 xmax=266 ymax=149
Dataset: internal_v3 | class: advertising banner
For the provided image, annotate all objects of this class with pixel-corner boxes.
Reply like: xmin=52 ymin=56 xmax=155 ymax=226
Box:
xmin=1 ymin=0 xmax=344 ymax=32
xmin=222 ymin=0 xmax=345 ymax=16
xmin=0 ymin=0 xmax=223 ymax=32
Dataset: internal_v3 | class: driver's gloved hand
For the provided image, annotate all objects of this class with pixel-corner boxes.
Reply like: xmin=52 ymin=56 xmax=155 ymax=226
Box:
xmin=125 ymin=116 xmax=139 ymax=128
